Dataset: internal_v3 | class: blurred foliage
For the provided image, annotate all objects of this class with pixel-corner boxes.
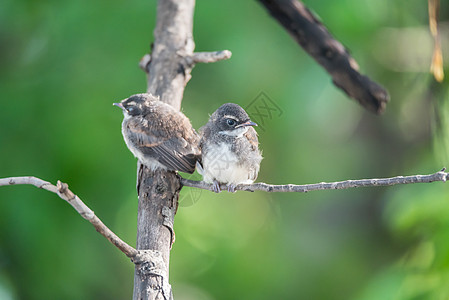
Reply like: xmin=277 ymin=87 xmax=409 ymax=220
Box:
xmin=1 ymin=0 xmax=448 ymax=299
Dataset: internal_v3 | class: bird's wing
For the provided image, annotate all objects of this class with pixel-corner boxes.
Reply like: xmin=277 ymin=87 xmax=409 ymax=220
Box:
xmin=244 ymin=128 xmax=261 ymax=181
xmin=244 ymin=127 xmax=259 ymax=151
xmin=149 ymin=137 xmax=199 ymax=174
xmin=126 ymin=119 xmax=199 ymax=174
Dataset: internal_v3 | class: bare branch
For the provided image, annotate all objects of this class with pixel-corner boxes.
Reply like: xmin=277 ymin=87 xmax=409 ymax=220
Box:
xmin=0 ymin=176 xmax=138 ymax=259
xmin=188 ymin=50 xmax=232 ymax=64
xmin=258 ymin=0 xmax=390 ymax=114
xmin=139 ymin=54 xmax=151 ymax=72
xmin=180 ymin=169 xmax=448 ymax=193
xmin=135 ymin=0 xmax=233 ymax=298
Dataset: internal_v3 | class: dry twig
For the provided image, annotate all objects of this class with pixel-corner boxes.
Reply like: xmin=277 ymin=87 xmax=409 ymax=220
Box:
xmin=1 ymin=167 xmax=447 ymax=299
xmin=0 ymin=176 xmax=138 ymax=259
xmin=180 ymin=169 xmax=448 ymax=193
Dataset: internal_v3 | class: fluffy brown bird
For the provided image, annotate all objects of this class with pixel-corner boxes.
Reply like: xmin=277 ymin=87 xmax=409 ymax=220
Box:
xmin=114 ymin=93 xmax=200 ymax=174
xmin=198 ymin=103 xmax=262 ymax=192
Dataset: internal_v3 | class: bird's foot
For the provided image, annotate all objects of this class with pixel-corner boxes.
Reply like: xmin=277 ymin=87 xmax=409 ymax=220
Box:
xmin=212 ymin=180 xmax=221 ymax=193
xmin=227 ymin=184 xmax=237 ymax=193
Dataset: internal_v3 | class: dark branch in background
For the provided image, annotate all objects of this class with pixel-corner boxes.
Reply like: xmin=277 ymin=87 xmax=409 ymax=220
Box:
xmin=181 ymin=168 xmax=448 ymax=193
xmin=258 ymin=0 xmax=390 ymax=114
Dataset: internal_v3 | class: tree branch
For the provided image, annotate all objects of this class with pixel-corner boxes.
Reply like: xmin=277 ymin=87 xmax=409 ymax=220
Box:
xmin=0 ymin=177 xmax=138 ymax=259
xmin=134 ymin=0 xmax=234 ymax=299
xmin=258 ymin=0 xmax=390 ymax=114
xmin=180 ymin=169 xmax=448 ymax=193
xmin=187 ymin=50 xmax=232 ymax=64
xmin=2 ymin=169 xmax=445 ymax=258
xmin=133 ymin=0 xmax=198 ymax=297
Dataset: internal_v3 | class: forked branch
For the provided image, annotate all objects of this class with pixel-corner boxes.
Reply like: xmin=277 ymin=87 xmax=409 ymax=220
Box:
xmin=0 ymin=177 xmax=138 ymax=259
xmin=1 ymin=169 xmax=446 ymax=264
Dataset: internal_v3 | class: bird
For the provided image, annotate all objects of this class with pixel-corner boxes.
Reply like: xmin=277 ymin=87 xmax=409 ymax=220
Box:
xmin=114 ymin=93 xmax=200 ymax=174
xmin=198 ymin=103 xmax=262 ymax=193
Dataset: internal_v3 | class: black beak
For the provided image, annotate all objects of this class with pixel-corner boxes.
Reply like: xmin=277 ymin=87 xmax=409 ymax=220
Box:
xmin=236 ymin=120 xmax=258 ymax=128
xmin=113 ymin=102 xmax=124 ymax=110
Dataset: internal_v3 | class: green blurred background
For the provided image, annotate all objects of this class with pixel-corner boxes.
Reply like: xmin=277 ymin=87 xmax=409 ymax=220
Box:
xmin=1 ymin=0 xmax=449 ymax=299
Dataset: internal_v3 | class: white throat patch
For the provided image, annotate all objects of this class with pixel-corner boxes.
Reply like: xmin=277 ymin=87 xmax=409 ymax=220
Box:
xmin=219 ymin=126 xmax=249 ymax=138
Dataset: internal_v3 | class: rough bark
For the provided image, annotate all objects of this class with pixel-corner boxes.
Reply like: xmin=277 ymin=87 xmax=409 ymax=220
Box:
xmin=133 ymin=168 xmax=180 ymax=300
xmin=133 ymin=0 xmax=195 ymax=299
xmin=145 ymin=0 xmax=195 ymax=110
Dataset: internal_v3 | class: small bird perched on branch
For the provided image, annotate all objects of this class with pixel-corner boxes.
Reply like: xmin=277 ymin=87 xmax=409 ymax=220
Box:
xmin=198 ymin=103 xmax=262 ymax=193
xmin=114 ymin=93 xmax=200 ymax=174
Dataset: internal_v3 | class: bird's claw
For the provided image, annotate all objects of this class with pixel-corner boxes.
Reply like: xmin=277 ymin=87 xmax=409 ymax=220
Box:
xmin=227 ymin=184 xmax=236 ymax=193
xmin=212 ymin=180 xmax=221 ymax=193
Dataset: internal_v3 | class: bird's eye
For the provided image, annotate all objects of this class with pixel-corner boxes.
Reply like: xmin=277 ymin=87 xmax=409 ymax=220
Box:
xmin=127 ymin=107 xmax=136 ymax=113
xmin=226 ymin=119 xmax=236 ymax=126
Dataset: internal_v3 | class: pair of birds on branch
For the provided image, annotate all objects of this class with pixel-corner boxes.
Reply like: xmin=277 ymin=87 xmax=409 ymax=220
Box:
xmin=114 ymin=93 xmax=262 ymax=193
